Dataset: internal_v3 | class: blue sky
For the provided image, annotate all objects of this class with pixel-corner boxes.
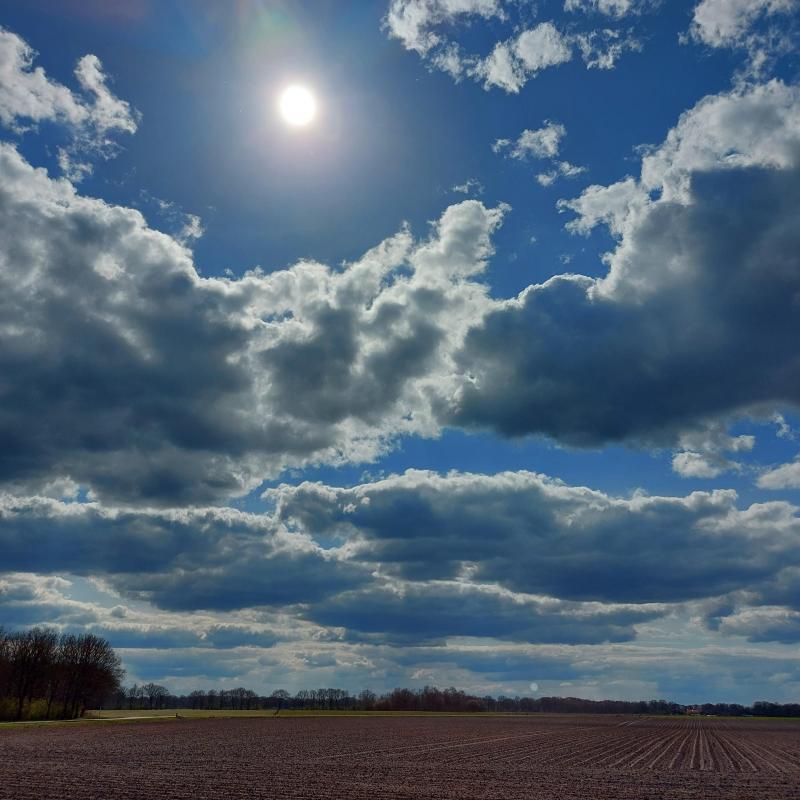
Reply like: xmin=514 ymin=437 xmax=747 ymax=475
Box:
xmin=1 ymin=0 xmax=800 ymax=704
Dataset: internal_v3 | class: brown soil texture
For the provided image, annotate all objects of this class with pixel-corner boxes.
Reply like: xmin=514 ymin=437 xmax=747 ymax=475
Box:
xmin=1 ymin=714 xmax=799 ymax=799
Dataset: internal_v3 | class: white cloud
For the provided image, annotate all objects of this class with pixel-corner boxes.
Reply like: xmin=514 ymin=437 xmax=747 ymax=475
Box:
xmin=0 ymin=28 xmax=137 ymax=180
xmin=494 ymin=122 xmax=586 ymax=186
xmin=672 ymin=450 xmax=725 ymax=478
xmin=495 ymin=121 xmax=566 ymax=160
xmin=758 ymin=458 xmax=800 ymax=490
xmin=473 ymin=23 xmax=573 ymax=92
xmin=564 ymin=80 xmax=800 ymax=298
xmin=773 ymin=414 xmax=795 ymax=440
xmin=672 ymin=425 xmax=755 ymax=479
xmin=514 ymin=23 xmax=574 ymax=73
xmin=451 ymin=177 xmax=484 ymax=195
xmin=690 ymin=0 xmax=797 ymax=48
xmin=710 ymin=604 xmax=800 ymax=643
xmin=383 ymin=0 xmax=504 ymax=55
xmin=575 ymin=28 xmax=642 ymax=69
xmin=536 ymin=161 xmax=586 ymax=186
xmin=384 ymin=4 xmax=641 ymax=92
xmin=564 ymin=0 xmax=650 ymax=16
xmin=689 ymin=0 xmax=799 ymax=76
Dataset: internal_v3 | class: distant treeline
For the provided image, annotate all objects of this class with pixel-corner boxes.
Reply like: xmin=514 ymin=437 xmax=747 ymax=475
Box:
xmin=0 ymin=627 xmax=123 ymax=721
xmin=107 ymin=684 xmax=800 ymax=718
xmin=4 ymin=626 xmax=798 ymax=720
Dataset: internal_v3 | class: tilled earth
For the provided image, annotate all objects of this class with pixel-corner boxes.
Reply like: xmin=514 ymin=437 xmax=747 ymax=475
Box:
xmin=1 ymin=714 xmax=799 ymax=799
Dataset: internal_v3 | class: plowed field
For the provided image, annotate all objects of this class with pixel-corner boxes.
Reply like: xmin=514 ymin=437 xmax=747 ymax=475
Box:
xmin=1 ymin=714 xmax=799 ymax=798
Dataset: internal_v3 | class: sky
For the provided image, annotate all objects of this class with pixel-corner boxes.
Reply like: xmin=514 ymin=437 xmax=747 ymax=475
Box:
xmin=0 ymin=0 xmax=799 ymax=705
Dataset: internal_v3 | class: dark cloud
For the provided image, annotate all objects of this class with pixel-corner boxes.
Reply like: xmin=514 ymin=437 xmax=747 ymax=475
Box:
xmin=112 ymin=550 xmax=364 ymax=613
xmin=3 ymin=467 xmax=800 ymax=643
xmin=88 ymin=626 xmax=205 ymax=650
xmin=0 ymin=497 xmax=368 ymax=611
xmin=450 ymin=161 xmax=800 ymax=445
xmin=716 ymin=609 xmax=800 ymax=644
xmin=304 ymin=582 xmax=657 ymax=644
xmin=274 ymin=470 xmax=800 ymax=604
xmin=0 ymin=143 xmax=502 ymax=504
xmin=1 ymin=83 xmax=799 ymax=509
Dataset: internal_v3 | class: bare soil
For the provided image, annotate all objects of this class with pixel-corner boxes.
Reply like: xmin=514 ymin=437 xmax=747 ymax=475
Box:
xmin=1 ymin=714 xmax=799 ymax=798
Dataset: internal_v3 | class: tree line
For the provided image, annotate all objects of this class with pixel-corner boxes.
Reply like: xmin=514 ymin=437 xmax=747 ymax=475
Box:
xmin=104 ymin=683 xmax=800 ymax=717
xmin=5 ymin=627 xmax=799 ymax=720
xmin=0 ymin=627 xmax=123 ymax=721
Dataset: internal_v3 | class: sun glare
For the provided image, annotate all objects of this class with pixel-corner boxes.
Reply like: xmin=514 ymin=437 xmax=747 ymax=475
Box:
xmin=279 ymin=85 xmax=317 ymax=127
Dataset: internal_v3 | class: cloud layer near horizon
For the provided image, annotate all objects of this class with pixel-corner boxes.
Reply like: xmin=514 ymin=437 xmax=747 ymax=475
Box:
xmin=2 ymin=466 xmax=800 ymax=648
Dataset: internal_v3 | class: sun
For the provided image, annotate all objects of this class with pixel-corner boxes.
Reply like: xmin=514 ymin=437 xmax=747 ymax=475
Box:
xmin=278 ymin=85 xmax=317 ymax=127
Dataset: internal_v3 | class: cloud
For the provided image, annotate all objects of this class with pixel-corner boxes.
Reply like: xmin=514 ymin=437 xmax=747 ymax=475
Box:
xmin=773 ymin=413 xmax=795 ymax=440
xmin=574 ymin=28 xmax=642 ymax=69
xmin=271 ymin=469 xmax=800 ymax=606
xmin=689 ymin=0 xmax=799 ymax=76
xmin=2 ymin=74 xmax=800 ymax=504
xmin=5 ymin=465 xmax=800 ymax=644
xmin=710 ymin=604 xmax=800 ymax=644
xmin=690 ymin=0 xmax=797 ymax=48
xmin=0 ymin=27 xmax=137 ymax=178
xmin=0 ymin=141 xmax=509 ymax=504
xmin=671 ymin=424 xmax=755 ymax=478
xmin=383 ymin=4 xmax=642 ymax=92
xmin=0 ymin=495 xmax=366 ymax=611
xmin=536 ymin=161 xmax=586 ymax=186
xmin=564 ymin=0 xmax=653 ymax=16
xmin=0 ymin=573 xmax=99 ymax=627
xmin=757 ymin=458 xmax=800 ymax=489
xmin=304 ymin=581 xmax=657 ymax=644
xmin=451 ymin=177 xmax=484 ymax=195
xmin=473 ymin=23 xmax=573 ymax=92
xmin=494 ymin=122 xmax=566 ymax=160
xmin=383 ymin=0 xmax=504 ymax=56
xmin=494 ymin=122 xmax=586 ymax=186
xmin=449 ymin=81 xmax=800 ymax=447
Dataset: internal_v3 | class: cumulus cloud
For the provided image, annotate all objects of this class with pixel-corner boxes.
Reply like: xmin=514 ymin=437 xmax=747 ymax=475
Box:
xmin=305 ymin=581 xmax=658 ymax=644
xmin=672 ymin=425 xmax=755 ymax=478
xmin=473 ymin=23 xmax=573 ymax=92
xmin=5 ymin=466 xmax=800 ymax=644
xmin=0 ymin=573 xmax=99 ymax=628
xmin=710 ymin=604 xmax=800 ymax=644
xmin=757 ymin=458 xmax=800 ymax=489
xmin=494 ymin=122 xmax=566 ymax=160
xmin=536 ymin=160 xmax=586 ymax=186
xmin=384 ymin=3 xmax=642 ymax=91
xmin=271 ymin=469 xmax=800 ymax=605
xmin=3 ymin=79 xmax=800 ymax=504
xmin=690 ymin=0 xmax=796 ymax=48
xmin=564 ymin=0 xmax=653 ymax=16
xmin=449 ymin=80 xmax=800 ymax=447
xmin=0 ymin=572 xmax=294 ymax=653
xmin=0 ymin=27 xmax=137 ymax=178
xmin=0 ymin=495 xmax=367 ymax=612
xmin=0 ymin=481 xmax=657 ymax=646
xmin=0 ymin=140 xmax=509 ymax=504
xmin=494 ymin=122 xmax=586 ymax=186
xmin=383 ymin=0 xmax=504 ymax=56
xmin=689 ymin=0 xmax=799 ymax=76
